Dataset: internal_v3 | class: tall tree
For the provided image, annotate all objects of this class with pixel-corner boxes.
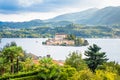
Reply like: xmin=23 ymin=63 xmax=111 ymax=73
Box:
xmin=0 ymin=47 xmax=6 ymax=75
xmin=0 ymin=57 xmax=5 ymax=75
xmin=2 ymin=46 xmax=16 ymax=74
xmin=2 ymin=42 xmax=23 ymax=74
xmin=15 ymin=47 xmax=23 ymax=73
xmin=84 ymin=44 xmax=108 ymax=72
xmin=65 ymin=52 xmax=88 ymax=71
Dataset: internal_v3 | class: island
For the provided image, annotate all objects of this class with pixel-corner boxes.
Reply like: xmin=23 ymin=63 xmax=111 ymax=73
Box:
xmin=42 ymin=33 xmax=89 ymax=46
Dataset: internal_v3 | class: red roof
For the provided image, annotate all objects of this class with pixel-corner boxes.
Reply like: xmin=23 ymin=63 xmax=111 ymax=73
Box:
xmin=33 ymin=59 xmax=64 ymax=66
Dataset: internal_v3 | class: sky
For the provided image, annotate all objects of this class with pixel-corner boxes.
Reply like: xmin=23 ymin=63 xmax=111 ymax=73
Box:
xmin=0 ymin=0 xmax=120 ymax=22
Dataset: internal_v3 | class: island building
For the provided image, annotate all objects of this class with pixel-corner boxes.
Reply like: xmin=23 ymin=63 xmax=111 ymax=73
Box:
xmin=55 ymin=33 xmax=67 ymax=40
xmin=45 ymin=33 xmax=74 ymax=46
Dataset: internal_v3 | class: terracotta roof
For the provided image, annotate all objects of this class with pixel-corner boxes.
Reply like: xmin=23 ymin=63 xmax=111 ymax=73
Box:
xmin=33 ymin=60 xmax=39 ymax=64
xmin=53 ymin=60 xmax=64 ymax=66
xmin=33 ymin=59 xmax=64 ymax=66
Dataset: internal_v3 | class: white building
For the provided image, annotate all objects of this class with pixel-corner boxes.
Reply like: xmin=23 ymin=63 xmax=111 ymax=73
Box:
xmin=55 ymin=33 xmax=67 ymax=40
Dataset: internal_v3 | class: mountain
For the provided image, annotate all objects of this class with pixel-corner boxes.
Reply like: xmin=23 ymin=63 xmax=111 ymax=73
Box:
xmin=49 ymin=6 xmax=120 ymax=25
xmin=0 ymin=19 xmax=73 ymax=28
xmin=0 ymin=19 xmax=44 ymax=28
xmin=48 ymin=8 xmax=98 ymax=23
xmin=84 ymin=6 xmax=120 ymax=25
xmin=0 ymin=6 xmax=120 ymax=29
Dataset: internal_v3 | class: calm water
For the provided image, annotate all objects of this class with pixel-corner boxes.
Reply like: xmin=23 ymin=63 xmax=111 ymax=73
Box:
xmin=0 ymin=38 xmax=120 ymax=63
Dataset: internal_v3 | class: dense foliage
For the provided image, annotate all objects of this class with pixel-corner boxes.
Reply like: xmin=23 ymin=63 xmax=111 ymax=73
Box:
xmin=66 ymin=34 xmax=89 ymax=46
xmin=0 ymin=43 xmax=120 ymax=80
xmin=65 ymin=52 xmax=88 ymax=71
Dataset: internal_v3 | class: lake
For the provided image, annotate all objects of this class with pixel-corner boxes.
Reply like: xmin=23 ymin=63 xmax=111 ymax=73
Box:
xmin=0 ymin=38 xmax=120 ymax=63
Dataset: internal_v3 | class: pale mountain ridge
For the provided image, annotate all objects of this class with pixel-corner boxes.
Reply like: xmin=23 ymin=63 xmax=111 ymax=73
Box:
xmin=0 ymin=6 xmax=120 ymax=28
xmin=85 ymin=6 xmax=120 ymax=25
xmin=49 ymin=6 xmax=120 ymax=25
xmin=48 ymin=8 xmax=99 ymax=22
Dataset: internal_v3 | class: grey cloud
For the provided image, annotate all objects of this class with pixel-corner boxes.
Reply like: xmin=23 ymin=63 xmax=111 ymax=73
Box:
xmin=0 ymin=0 xmax=104 ymax=14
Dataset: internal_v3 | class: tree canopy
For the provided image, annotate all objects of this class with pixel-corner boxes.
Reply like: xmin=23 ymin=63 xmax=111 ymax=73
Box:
xmin=65 ymin=51 xmax=88 ymax=71
xmin=84 ymin=44 xmax=108 ymax=72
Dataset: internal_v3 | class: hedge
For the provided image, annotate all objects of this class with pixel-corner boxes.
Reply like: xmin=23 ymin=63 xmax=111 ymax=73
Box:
xmin=0 ymin=70 xmax=40 ymax=80
xmin=10 ymin=75 xmax=41 ymax=80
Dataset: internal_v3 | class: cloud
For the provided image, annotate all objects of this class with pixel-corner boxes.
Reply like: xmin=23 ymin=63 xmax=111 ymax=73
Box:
xmin=102 ymin=0 xmax=120 ymax=7
xmin=0 ymin=12 xmax=58 ymax=22
xmin=0 ymin=0 xmax=120 ymax=14
xmin=18 ymin=0 xmax=43 ymax=7
xmin=0 ymin=0 xmax=120 ymax=12
xmin=0 ymin=0 xmax=103 ymax=14
xmin=0 ymin=0 xmax=120 ymax=21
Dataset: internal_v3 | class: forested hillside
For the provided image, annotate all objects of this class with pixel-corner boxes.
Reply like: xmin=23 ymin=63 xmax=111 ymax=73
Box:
xmin=0 ymin=24 xmax=120 ymax=38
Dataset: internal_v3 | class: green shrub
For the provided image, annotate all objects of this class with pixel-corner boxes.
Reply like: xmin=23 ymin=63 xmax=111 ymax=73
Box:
xmin=10 ymin=75 xmax=40 ymax=80
xmin=0 ymin=70 xmax=39 ymax=80
xmin=71 ymin=69 xmax=94 ymax=80
xmin=95 ymin=70 xmax=117 ymax=80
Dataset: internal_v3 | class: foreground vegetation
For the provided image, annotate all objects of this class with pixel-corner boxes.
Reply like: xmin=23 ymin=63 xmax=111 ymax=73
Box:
xmin=0 ymin=42 xmax=120 ymax=80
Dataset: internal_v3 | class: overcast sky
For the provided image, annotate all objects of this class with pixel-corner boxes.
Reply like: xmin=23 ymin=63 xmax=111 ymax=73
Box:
xmin=0 ymin=0 xmax=120 ymax=22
